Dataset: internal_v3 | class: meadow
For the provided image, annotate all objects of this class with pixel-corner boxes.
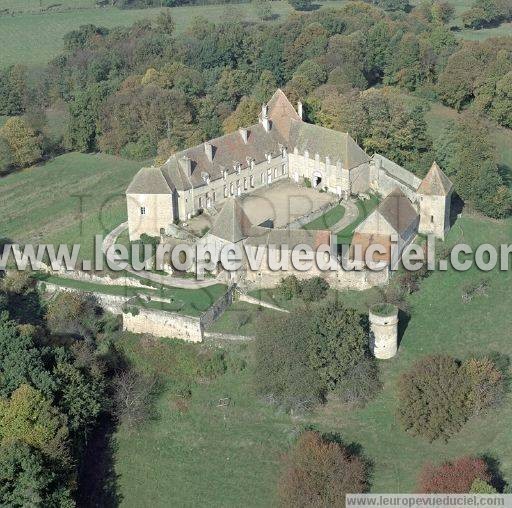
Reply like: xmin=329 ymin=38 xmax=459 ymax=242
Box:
xmin=2 ymin=0 xmax=508 ymax=72
xmin=0 ymin=152 xmax=143 ymax=260
xmin=112 ymin=215 xmax=512 ymax=506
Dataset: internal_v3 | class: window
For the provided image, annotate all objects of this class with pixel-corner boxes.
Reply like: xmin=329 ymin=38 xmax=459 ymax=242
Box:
xmin=224 ymin=186 xmax=228 ymax=198
xmin=261 ymin=173 xmax=264 ymax=184
xmin=140 ymin=206 xmax=146 ymax=215
xmin=244 ymin=177 xmax=248 ymax=190
xmin=250 ymin=175 xmax=254 ymax=187
xmin=274 ymin=168 xmax=278 ymax=177
xmin=431 ymin=215 xmax=434 ymax=223
xmin=213 ymin=191 xmax=216 ymax=202
xmin=198 ymin=197 xmax=203 ymax=208
xmin=282 ymin=164 xmax=286 ymax=175
xmin=230 ymin=183 xmax=234 ymax=195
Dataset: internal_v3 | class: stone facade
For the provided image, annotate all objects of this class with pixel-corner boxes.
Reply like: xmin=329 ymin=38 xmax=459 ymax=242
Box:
xmin=418 ymin=192 xmax=452 ymax=240
xmin=369 ymin=305 xmax=399 ymax=359
xmin=127 ymin=192 xmax=175 ymax=240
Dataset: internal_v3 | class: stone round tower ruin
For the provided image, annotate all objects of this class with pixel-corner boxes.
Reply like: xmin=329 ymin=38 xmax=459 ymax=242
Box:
xmin=369 ymin=304 xmax=399 ymax=359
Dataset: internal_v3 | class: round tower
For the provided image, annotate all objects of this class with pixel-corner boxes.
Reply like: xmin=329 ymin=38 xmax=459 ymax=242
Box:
xmin=369 ymin=304 xmax=398 ymax=359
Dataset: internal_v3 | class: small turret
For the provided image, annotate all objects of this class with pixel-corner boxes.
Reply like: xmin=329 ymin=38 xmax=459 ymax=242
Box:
xmin=369 ymin=303 xmax=398 ymax=359
xmin=417 ymin=162 xmax=453 ymax=240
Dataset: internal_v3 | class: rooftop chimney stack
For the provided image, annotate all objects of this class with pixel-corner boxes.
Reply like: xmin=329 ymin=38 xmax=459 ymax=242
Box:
xmin=261 ymin=103 xmax=270 ymax=133
xmin=204 ymin=142 xmax=213 ymax=162
xmin=297 ymin=101 xmax=303 ymax=120
xmin=239 ymin=128 xmax=248 ymax=144
xmin=180 ymin=155 xmax=192 ymax=177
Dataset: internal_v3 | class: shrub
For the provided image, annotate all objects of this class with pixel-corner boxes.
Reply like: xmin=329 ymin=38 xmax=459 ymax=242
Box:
xmin=462 ymin=357 xmax=505 ymax=415
xmin=397 ymin=355 xmax=471 ymax=441
xmin=278 ymin=431 xmax=367 ymax=507
xmin=300 ymin=276 xmax=330 ymax=302
xmin=418 ymin=456 xmax=491 ymax=493
xmin=277 ymin=275 xmax=302 ymax=300
xmin=397 ymin=354 xmax=506 ymax=441
xmin=470 ymin=478 xmax=498 ymax=493
xmin=254 ymin=299 xmax=378 ymax=411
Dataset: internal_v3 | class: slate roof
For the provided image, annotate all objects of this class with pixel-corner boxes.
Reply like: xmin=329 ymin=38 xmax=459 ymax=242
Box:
xmin=126 ymin=166 xmax=172 ymax=194
xmin=209 ymin=198 xmax=253 ymax=243
xmin=377 ymin=188 xmax=419 ymax=235
xmin=417 ymin=162 xmax=453 ymax=196
xmin=289 ymin=120 xmax=370 ymax=170
xmin=127 ymin=89 xmax=371 ymax=195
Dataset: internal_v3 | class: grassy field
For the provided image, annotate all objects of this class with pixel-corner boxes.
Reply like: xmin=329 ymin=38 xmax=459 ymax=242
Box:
xmin=112 ymin=218 xmax=512 ymax=507
xmin=0 ymin=1 xmax=345 ymax=70
xmin=112 ymin=215 xmax=512 ymax=506
xmin=39 ymin=273 xmax=227 ymax=316
xmin=337 ymin=195 xmax=380 ymax=244
xmin=0 ymin=152 xmax=144 ymax=261
xmin=302 ymin=203 xmax=345 ymax=230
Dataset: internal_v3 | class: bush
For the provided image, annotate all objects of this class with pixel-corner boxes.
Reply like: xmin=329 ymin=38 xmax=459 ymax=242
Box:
xmin=397 ymin=355 xmax=471 ymax=441
xmin=418 ymin=456 xmax=491 ymax=493
xmin=278 ymin=431 xmax=367 ymax=507
xmin=276 ymin=275 xmax=302 ymax=300
xmin=300 ymin=276 xmax=330 ymax=302
xmin=397 ymin=354 xmax=506 ymax=441
xmin=254 ymin=299 xmax=378 ymax=411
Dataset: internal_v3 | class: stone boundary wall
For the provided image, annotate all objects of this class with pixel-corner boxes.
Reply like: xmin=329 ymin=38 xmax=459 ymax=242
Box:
xmin=199 ymin=284 xmax=236 ymax=330
xmin=122 ymin=308 xmax=203 ymax=342
xmin=39 ymin=282 xmax=130 ymax=314
xmin=238 ymin=293 xmax=288 ymax=313
xmin=287 ymin=200 xmax=339 ymax=230
xmin=203 ymin=332 xmax=254 ymax=342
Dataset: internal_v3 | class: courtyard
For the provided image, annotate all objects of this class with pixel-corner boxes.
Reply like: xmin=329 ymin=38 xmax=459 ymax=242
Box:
xmin=185 ymin=180 xmax=337 ymax=235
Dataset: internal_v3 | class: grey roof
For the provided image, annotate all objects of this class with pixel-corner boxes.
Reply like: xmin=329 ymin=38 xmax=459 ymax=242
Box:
xmin=126 ymin=166 xmax=172 ymax=194
xmin=377 ymin=188 xmax=419 ymax=235
xmin=209 ymin=198 xmax=253 ymax=243
xmin=289 ymin=121 xmax=370 ymax=170
xmin=161 ymin=122 xmax=286 ymax=192
xmin=417 ymin=162 xmax=453 ymax=196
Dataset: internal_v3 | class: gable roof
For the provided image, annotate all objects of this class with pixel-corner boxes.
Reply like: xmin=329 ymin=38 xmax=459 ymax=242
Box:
xmin=209 ymin=198 xmax=253 ymax=243
xmin=417 ymin=162 xmax=453 ymax=196
xmin=126 ymin=166 xmax=172 ymax=194
xmin=377 ymin=188 xmax=419 ymax=235
xmin=289 ymin=121 xmax=370 ymax=170
xmin=266 ymin=88 xmax=301 ymax=140
xmin=161 ymin=122 xmax=286 ymax=192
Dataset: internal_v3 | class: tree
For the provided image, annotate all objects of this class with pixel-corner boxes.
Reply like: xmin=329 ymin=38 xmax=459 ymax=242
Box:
xmin=0 ymin=117 xmax=42 ymax=168
xmin=397 ymin=355 xmax=471 ymax=441
xmin=300 ymin=276 xmax=330 ymax=302
xmin=0 ymin=313 xmax=54 ymax=399
xmin=418 ymin=456 xmax=491 ymax=493
xmin=288 ymin=0 xmax=313 ymax=10
xmin=222 ymin=96 xmax=260 ymax=133
xmin=111 ymin=369 xmax=158 ymax=430
xmin=278 ymin=431 xmax=367 ymax=507
xmin=0 ymin=136 xmax=13 ymax=174
xmin=470 ymin=478 xmax=498 ymax=493
xmin=0 ymin=65 xmax=28 ymax=116
xmin=154 ymin=9 xmax=175 ymax=35
xmin=253 ymin=70 xmax=278 ymax=104
xmin=0 ymin=384 xmax=69 ymax=463
xmin=0 ymin=441 xmax=73 ymax=507
xmin=253 ymin=0 xmax=273 ymax=20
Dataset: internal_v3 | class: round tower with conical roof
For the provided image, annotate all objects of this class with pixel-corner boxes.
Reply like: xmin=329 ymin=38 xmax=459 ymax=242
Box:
xmin=369 ymin=303 xmax=398 ymax=359
xmin=417 ymin=161 xmax=453 ymax=240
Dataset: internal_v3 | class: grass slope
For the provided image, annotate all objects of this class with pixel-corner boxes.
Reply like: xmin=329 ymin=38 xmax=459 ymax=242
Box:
xmin=302 ymin=203 xmax=345 ymax=230
xmin=113 ymin=216 xmax=512 ymax=505
xmin=0 ymin=152 xmax=143 ymax=261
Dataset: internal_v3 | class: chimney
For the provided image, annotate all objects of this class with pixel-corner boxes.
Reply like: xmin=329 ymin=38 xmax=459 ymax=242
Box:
xmin=204 ymin=142 xmax=213 ymax=162
xmin=239 ymin=128 xmax=248 ymax=144
xmin=179 ymin=155 xmax=192 ymax=177
xmin=261 ymin=103 xmax=270 ymax=133
xmin=297 ymin=101 xmax=303 ymax=120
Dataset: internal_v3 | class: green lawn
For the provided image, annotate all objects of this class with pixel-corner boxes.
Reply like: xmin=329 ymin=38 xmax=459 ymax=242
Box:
xmin=39 ymin=273 xmax=227 ymax=316
xmin=0 ymin=152 xmax=144 ymax=261
xmin=302 ymin=203 xmax=345 ymax=230
xmin=112 ymin=216 xmax=512 ymax=506
xmin=336 ymin=195 xmax=380 ymax=244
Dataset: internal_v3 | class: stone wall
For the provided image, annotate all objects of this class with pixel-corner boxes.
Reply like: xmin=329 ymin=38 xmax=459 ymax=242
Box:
xmin=370 ymin=155 xmax=421 ymax=202
xmin=40 ymin=282 xmax=130 ymax=314
xmin=122 ymin=307 xmax=203 ymax=342
xmin=199 ymin=284 xmax=236 ymax=330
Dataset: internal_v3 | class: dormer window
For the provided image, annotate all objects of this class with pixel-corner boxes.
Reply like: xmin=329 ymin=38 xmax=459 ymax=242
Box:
xmin=223 ymin=169 xmax=228 ymax=180
xmin=266 ymin=153 xmax=272 ymax=163
xmin=234 ymin=162 xmax=241 ymax=174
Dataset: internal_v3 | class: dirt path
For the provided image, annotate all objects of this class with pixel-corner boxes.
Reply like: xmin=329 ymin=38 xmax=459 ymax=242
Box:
xmin=331 ymin=199 xmax=359 ymax=233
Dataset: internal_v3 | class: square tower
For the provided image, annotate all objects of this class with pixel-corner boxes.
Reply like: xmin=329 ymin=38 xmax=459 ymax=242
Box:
xmin=417 ymin=162 xmax=453 ymax=240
